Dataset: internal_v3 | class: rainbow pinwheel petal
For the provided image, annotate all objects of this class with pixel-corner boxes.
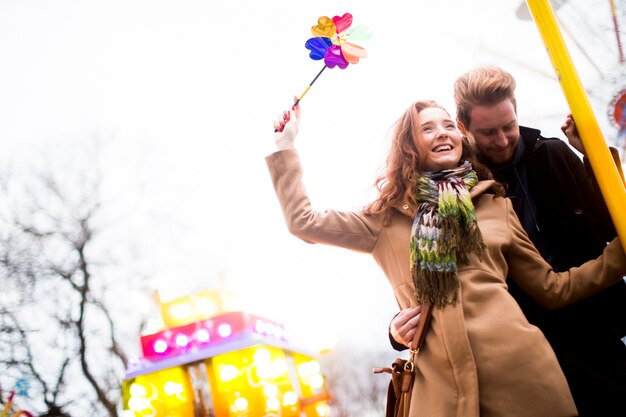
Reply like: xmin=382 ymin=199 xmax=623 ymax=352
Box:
xmin=346 ymin=25 xmax=373 ymax=42
xmin=311 ymin=16 xmax=335 ymax=38
xmin=332 ymin=13 xmax=353 ymax=34
xmin=305 ymin=37 xmax=332 ymax=60
xmin=304 ymin=12 xmax=369 ymax=70
xmin=325 ymin=45 xmax=349 ymax=69
xmin=341 ymin=42 xmax=367 ymax=65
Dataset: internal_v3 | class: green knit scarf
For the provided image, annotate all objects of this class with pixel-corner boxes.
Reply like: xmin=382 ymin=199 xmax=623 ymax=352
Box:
xmin=409 ymin=161 xmax=485 ymax=308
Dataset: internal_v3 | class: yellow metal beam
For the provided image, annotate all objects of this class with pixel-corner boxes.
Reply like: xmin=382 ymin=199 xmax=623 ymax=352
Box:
xmin=525 ymin=0 xmax=626 ymax=254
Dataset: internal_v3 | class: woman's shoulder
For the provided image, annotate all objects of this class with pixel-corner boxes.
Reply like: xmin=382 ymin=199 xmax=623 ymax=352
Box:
xmin=470 ymin=180 xmax=498 ymax=198
xmin=473 ymin=182 xmax=510 ymax=215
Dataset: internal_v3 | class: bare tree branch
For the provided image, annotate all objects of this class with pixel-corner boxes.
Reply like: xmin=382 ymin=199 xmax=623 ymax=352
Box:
xmin=0 ymin=144 xmax=132 ymax=417
xmin=0 ymin=308 xmax=72 ymax=415
xmin=92 ymin=299 xmax=129 ymax=367
xmin=73 ymin=220 xmax=119 ymax=417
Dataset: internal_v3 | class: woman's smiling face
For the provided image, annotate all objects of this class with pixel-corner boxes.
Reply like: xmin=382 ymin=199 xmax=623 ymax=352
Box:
xmin=414 ymin=107 xmax=463 ymax=172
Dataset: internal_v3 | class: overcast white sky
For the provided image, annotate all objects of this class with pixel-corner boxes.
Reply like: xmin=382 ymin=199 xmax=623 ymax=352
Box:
xmin=0 ymin=0 xmax=624 ymax=352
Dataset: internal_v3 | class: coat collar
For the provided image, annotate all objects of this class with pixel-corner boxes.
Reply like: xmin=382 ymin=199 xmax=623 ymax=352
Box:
xmin=394 ymin=179 xmax=496 ymax=219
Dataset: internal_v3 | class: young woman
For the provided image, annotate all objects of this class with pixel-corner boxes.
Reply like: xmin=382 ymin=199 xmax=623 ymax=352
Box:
xmin=267 ymin=100 xmax=626 ymax=417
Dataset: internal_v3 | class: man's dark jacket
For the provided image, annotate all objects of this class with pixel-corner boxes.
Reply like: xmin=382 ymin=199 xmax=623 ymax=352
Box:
xmin=490 ymin=126 xmax=626 ymax=417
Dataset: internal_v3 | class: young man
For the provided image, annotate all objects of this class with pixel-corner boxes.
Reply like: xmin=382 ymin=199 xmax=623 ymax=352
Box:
xmin=392 ymin=66 xmax=626 ymax=416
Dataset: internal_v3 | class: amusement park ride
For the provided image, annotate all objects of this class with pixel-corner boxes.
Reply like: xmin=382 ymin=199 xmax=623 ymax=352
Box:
xmin=120 ymin=289 xmax=331 ymax=417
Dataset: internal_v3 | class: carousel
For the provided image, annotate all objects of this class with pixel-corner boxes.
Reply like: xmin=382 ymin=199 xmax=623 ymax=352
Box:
xmin=121 ymin=289 xmax=331 ymax=417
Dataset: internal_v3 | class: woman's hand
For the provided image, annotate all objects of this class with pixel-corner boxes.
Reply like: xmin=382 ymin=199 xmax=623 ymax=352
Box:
xmin=561 ymin=113 xmax=585 ymax=155
xmin=390 ymin=305 xmax=423 ymax=348
xmin=273 ymin=97 xmax=301 ymax=151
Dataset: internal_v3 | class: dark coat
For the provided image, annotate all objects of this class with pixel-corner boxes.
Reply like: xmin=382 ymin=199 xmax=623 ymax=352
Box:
xmin=491 ymin=126 xmax=626 ymax=417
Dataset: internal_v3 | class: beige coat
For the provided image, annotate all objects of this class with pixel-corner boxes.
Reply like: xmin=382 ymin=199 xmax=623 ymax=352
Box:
xmin=266 ymin=149 xmax=626 ymax=417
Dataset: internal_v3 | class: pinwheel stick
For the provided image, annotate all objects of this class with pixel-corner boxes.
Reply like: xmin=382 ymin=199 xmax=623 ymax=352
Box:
xmin=274 ymin=65 xmax=327 ymax=132
xmin=294 ymin=65 xmax=327 ymax=107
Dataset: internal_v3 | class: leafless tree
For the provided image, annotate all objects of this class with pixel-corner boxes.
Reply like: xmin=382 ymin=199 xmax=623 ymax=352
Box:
xmin=0 ymin=143 xmax=143 ymax=417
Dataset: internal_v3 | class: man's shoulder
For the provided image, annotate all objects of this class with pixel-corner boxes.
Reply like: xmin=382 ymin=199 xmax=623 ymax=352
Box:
xmin=520 ymin=125 xmax=571 ymax=153
xmin=520 ymin=125 xmax=561 ymax=143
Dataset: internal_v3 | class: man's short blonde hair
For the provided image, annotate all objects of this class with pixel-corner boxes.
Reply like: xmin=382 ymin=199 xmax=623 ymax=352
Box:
xmin=454 ymin=66 xmax=517 ymax=129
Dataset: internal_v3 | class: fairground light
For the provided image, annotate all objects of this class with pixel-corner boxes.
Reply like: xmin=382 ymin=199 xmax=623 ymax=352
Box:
xmin=120 ymin=289 xmax=331 ymax=417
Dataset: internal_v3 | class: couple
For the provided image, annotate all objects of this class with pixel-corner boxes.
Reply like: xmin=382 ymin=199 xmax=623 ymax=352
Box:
xmin=267 ymin=66 xmax=626 ymax=417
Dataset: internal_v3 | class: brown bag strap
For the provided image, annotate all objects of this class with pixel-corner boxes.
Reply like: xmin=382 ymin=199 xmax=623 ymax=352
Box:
xmin=409 ymin=303 xmax=432 ymax=352
xmin=376 ymin=304 xmax=433 ymax=417
xmin=373 ymin=303 xmax=433 ymax=376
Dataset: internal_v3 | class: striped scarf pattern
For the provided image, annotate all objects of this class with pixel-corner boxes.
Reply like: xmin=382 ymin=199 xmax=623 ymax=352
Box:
xmin=409 ymin=161 xmax=485 ymax=308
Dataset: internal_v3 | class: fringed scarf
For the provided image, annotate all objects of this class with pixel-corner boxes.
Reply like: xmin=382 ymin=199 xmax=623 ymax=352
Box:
xmin=409 ymin=161 xmax=485 ymax=308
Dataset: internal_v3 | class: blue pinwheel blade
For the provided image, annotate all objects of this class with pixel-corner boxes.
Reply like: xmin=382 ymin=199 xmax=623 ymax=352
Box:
xmin=305 ymin=37 xmax=332 ymax=61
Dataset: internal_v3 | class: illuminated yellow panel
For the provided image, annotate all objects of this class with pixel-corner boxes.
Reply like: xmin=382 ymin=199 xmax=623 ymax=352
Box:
xmin=291 ymin=352 xmax=331 ymax=417
xmin=123 ymin=366 xmax=195 ymax=417
xmin=294 ymin=355 xmax=324 ymax=398
xmin=211 ymin=345 xmax=301 ymax=417
xmin=159 ymin=289 xmax=239 ymax=328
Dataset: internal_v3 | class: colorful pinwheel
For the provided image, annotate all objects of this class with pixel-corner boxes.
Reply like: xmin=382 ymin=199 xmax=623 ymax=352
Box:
xmin=305 ymin=12 xmax=371 ymax=69
xmin=275 ymin=13 xmax=371 ymax=131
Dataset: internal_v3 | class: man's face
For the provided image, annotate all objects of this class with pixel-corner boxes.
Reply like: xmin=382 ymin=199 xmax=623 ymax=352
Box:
xmin=465 ymin=99 xmax=520 ymax=166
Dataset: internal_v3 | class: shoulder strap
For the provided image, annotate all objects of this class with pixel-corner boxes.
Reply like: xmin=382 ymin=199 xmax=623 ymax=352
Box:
xmin=409 ymin=304 xmax=432 ymax=351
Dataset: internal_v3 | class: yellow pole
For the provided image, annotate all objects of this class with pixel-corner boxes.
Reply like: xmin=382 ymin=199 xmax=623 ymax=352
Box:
xmin=525 ymin=0 xmax=626 ymax=254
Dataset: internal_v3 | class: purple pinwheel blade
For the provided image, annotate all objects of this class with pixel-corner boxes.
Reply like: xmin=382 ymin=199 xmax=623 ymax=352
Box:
xmin=305 ymin=37 xmax=332 ymax=61
xmin=324 ymin=45 xmax=349 ymax=69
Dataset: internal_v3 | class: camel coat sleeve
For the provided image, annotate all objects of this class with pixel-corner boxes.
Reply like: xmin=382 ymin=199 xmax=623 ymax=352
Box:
xmin=266 ymin=148 xmax=383 ymax=253
xmin=504 ymin=198 xmax=626 ymax=309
